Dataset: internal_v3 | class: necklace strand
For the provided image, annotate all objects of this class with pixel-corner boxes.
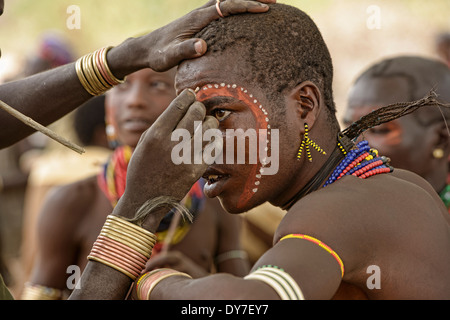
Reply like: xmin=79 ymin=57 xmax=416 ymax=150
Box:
xmin=323 ymin=140 xmax=393 ymax=188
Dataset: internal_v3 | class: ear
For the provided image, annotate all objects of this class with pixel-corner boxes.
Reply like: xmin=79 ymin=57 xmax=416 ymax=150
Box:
xmin=289 ymin=81 xmax=322 ymax=129
xmin=434 ymin=123 xmax=450 ymax=156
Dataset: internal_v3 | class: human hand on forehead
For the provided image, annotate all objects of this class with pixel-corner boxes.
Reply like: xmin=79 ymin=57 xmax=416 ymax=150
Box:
xmin=115 ymin=89 xmax=220 ymax=231
xmin=141 ymin=0 xmax=275 ymax=72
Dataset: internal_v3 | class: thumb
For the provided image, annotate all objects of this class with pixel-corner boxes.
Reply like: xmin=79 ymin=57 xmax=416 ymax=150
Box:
xmin=173 ymin=39 xmax=207 ymax=62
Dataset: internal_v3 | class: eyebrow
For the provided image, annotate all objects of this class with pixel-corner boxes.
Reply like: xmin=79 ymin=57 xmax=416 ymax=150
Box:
xmin=201 ymin=96 xmax=239 ymax=110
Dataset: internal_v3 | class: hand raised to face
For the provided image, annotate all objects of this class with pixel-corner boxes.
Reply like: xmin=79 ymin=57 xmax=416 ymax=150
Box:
xmin=113 ymin=89 xmax=221 ymax=231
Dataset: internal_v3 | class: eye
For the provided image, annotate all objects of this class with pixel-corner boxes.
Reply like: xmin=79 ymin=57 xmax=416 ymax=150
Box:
xmin=212 ymin=109 xmax=231 ymax=122
xmin=367 ymin=125 xmax=390 ymax=135
xmin=149 ymin=80 xmax=171 ymax=91
xmin=115 ymin=81 xmax=131 ymax=91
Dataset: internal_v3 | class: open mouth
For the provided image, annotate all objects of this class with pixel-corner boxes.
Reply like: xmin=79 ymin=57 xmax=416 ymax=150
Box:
xmin=204 ymin=174 xmax=226 ymax=184
xmin=202 ymin=169 xmax=230 ymax=198
xmin=203 ymin=172 xmax=229 ymax=184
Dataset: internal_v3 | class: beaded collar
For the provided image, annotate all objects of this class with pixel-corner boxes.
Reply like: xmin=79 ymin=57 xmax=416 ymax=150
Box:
xmin=439 ymin=184 xmax=450 ymax=211
xmin=282 ymin=138 xmax=393 ymax=210
xmin=323 ymin=140 xmax=393 ymax=187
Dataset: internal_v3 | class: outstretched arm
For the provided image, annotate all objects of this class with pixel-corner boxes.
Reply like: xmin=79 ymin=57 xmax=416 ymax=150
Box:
xmin=0 ymin=0 xmax=274 ymax=149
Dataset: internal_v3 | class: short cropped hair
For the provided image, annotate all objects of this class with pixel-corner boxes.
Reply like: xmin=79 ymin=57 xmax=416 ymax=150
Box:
xmin=354 ymin=56 xmax=450 ymax=103
xmin=196 ymin=4 xmax=337 ymax=123
xmin=74 ymin=95 xmax=106 ymax=146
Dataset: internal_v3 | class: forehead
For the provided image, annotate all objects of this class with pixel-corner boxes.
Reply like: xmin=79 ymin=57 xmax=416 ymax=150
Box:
xmin=127 ymin=68 xmax=175 ymax=81
xmin=346 ymin=76 xmax=449 ymax=126
xmin=348 ymin=76 xmax=411 ymax=108
xmin=175 ymin=52 xmax=247 ymax=94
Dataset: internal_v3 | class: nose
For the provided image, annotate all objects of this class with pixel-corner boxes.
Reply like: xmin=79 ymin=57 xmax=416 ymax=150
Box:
xmin=123 ymin=82 xmax=149 ymax=110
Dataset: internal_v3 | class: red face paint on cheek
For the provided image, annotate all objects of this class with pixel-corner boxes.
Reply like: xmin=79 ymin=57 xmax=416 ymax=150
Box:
xmin=196 ymin=83 xmax=272 ymax=209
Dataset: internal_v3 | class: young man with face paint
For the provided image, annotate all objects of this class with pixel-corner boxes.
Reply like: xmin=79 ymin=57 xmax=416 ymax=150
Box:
xmin=344 ymin=56 xmax=450 ymax=211
xmin=70 ymin=3 xmax=450 ymax=300
xmin=0 ymin=0 xmax=276 ymax=300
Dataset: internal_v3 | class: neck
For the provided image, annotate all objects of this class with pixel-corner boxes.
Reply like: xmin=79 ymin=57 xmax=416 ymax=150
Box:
xmin=278 ymin=134 xmax=353 ymax=210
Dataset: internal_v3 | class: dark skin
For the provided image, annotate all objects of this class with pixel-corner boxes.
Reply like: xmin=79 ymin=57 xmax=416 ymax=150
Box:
xmin=0 ymin=0 xmax=275 ymax=299
xmin=27 ymin=68 xmax=248 ymax=296
xmin=72 ymin=41 xmax=450 ymax=299
xmin=344 ymin=75 xmax=450 ymax=194
xmin=0 ymin=0 xmax=273 ymax=149
xmin=147 ymin=49 xmax=450 ymax=300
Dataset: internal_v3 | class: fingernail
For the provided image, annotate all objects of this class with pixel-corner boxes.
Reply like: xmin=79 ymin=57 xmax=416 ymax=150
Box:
xmin=194 ymin=41 xmax=204 ymax=55
xmin=186 ymin=88 xmax=195 ymax=96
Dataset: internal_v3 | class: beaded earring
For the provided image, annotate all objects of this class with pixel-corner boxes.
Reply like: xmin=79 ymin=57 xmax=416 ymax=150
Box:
xmin=106 ymin=123 xmax=119 ymax=149
xmin=433 ymin=148 xmax=444 ymax=159
xmin=296 ymin=123 xmax=326 ymax=162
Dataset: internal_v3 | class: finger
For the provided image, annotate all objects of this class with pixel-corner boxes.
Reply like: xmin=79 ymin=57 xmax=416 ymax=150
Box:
xmin=176 ymin=101 xmax=207 ymax=136
xmin=153 ymin=89 xmax=197 ymax=133
xmin=189 ymin=0 xmax=270 ymax=29
xmin=199 ymin=116 xmax=223 ymax=165
xmin=200 ymin=0 xmax=275 ymax=10
xmin=202 ymin=115 xmax=219 ymax=138
xmin=218 ymin=0 xmax=271 ymax=17
xmin=165 ymin=39 xmax=207 ymax=68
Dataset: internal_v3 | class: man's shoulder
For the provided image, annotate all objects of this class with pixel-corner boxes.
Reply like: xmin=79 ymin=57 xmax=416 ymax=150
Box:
xmin=40 ymin=175 xmax=101 ymax=221
xmin=48 ymin=175 xmax=100 ymax=203
xmin=275 ymin=169 xmax=444 ymax=242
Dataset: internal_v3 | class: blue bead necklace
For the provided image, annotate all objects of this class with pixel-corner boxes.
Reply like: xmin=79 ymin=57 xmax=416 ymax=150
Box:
xmin=323 ymin=140 xmax=393 ymax=188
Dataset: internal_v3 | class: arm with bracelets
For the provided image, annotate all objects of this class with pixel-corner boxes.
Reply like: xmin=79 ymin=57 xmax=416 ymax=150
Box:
xmin=0 ymin=0 xmax=273 ymax=149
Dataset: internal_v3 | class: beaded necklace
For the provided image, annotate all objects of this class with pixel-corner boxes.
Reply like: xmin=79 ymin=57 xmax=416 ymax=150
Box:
xmin=439 ymin=184 xmax=450 ymax=212
xmin=323 ymin=140 xmax=393 ymax=188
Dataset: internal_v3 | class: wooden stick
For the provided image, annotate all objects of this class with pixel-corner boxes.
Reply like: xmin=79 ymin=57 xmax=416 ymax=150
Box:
xmin=0 ymin=99 xmax=85 ymax=154
xmin=160 ymin=211 xmax=182 ymax=254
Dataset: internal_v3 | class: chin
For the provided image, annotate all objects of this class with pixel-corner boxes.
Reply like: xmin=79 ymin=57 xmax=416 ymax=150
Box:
xmin=216 ymin=193 xmax=265 ymax=214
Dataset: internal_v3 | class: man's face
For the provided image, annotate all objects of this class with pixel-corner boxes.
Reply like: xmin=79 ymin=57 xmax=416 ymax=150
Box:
xmin=344 ymin=76 xmax=443 ymax=178
xmin=176 ymin=52 xmax=300 ymax=213
xmin=105 ymin=68 xmax=176 ymax=148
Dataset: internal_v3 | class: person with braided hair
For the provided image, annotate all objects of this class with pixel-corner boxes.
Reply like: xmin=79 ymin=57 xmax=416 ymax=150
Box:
xmin=344 ymin=56 xmax=450 ymax=212
xmin=71 ymin=3 xmax=450 ymax=300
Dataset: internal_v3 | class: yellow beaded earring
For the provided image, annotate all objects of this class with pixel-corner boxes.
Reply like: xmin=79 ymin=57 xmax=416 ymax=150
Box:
xmin=433 ymin=148 xmax=444 ymax=159
xmin=297 ymin=123 xmax=326 ymax=162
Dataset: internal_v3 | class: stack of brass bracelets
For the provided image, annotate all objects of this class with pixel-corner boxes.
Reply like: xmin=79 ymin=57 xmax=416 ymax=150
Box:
xmin=135 ymin=268 xmax=192 ymax=300
xmin=88 ymin=215 xmax=157 ymax=281
xmin=75 ymin=46 xmax=124 ymax=96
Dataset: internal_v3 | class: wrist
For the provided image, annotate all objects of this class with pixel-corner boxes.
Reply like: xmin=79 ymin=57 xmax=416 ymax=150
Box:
xmin=136 ymin=268 xmax=192 ymax=300
xmin=112 ymin=195 xmax=187 ymax=234
xmin=107 ymin=37 xmax=148 ymax=79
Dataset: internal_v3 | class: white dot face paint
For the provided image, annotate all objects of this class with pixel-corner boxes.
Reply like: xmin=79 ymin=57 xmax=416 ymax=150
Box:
xmin=195 ymin=83 xmax=279 ymax=209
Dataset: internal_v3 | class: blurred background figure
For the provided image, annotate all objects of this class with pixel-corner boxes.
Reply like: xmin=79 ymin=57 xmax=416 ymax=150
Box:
xmin=0 ymin=31 xmax=76 ymax=293
xmin=21 ymin=31 xmax=74 ymax=77
xmin=18 ymin=95 xmax=111 ymax=299
xmin=343 ymin=55 xmax=450 ymax=211
xmin=436 ymin=32 xmax=450 ymax=68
